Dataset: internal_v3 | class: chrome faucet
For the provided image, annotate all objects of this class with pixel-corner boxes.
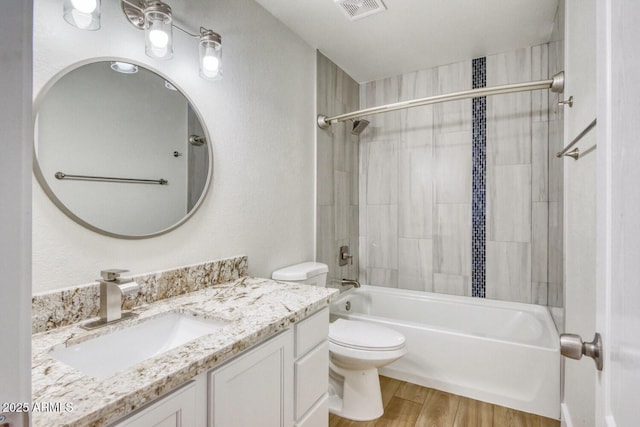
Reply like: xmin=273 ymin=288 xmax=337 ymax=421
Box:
xmin=340 ymin=278 xmax=361 ymax=289
xmin=82 ymin=269 xmax=140 ymax=330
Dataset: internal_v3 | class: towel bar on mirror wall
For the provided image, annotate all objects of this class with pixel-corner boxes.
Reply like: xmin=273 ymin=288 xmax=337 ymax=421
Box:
xmin=55 ymin=172 xmax=168 ymax=185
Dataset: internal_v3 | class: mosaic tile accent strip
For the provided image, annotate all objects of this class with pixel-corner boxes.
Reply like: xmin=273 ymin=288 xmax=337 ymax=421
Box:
xmin=31 ymin=255 xmax=248 ymax=333
xmin=472 ymin=57 xmax=486 ymax=298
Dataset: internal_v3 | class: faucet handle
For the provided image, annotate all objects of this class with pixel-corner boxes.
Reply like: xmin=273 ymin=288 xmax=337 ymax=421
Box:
xmin=100 ymin=269 xmax=129 ymax=281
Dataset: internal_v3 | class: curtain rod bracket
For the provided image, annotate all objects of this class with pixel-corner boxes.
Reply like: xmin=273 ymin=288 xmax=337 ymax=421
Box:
xmin=317 ymin=115 xmax=331 ymax=129
xmin=551 ymin=71 xmax=565 ymax=93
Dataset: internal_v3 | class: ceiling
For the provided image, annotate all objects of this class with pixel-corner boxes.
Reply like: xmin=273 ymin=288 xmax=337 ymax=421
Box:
xmin=254 ymin=0 xmax=560 ymax=83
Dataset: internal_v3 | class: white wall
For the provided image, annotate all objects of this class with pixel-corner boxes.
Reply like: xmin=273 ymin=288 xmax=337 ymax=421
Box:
xmin=0 ymin=0 xmax=32 ymax=419
xmin=33 ymin=0 xmax=316 ymax=292
xmin=562 ymin=0 xmax=597 ymax=425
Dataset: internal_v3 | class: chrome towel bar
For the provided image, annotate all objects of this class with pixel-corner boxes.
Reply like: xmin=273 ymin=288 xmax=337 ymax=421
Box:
xmin=55 ymin=172 xmax=168 ymax=185
xmin=556 ymin=118 xmax=597 ymax=160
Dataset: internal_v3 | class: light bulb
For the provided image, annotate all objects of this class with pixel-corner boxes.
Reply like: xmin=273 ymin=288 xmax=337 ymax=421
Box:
xmin=199 ymin=31 xmax=222 ymax=80
xmin=63 ymin=0 xmax=100 ymax=30
xmin=202 ymin=55 xmax=220 ymax=74
xmin=70 ymin=0 xmax=97 ymax=14
xmin=149 ymin=29 xmax=169 ymax=48
xmin=144 ymin=5 xmax=173 ymax=60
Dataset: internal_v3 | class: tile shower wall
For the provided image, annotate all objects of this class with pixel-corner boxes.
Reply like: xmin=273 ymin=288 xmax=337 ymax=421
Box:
xmin=317 ymin=52 xmax=360 ymax=285
xmin=548 ymin=0 xmax=565 ymax=312
xmin=359 ymin=45 xmax=561 ymax=305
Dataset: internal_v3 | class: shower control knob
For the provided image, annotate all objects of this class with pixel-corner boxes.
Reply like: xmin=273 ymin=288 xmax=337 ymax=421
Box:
xmin=560 ymin=332 xmax=603 ymax=371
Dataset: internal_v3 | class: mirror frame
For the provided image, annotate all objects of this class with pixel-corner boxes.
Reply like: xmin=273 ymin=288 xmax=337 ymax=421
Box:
xmin=33 ymin=58 xmax=214 ymax=239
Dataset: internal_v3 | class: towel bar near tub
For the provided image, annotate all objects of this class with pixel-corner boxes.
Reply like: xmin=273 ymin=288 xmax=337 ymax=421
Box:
xmin=556 ymin=118 xmax=597 ymax=160
xmin=55 ymin=172 xmax=168 ymax=185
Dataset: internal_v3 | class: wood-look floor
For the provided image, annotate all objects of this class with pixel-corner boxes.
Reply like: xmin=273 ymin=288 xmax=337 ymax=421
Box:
xmin=328 ymin=376 xmax=560 ymax=427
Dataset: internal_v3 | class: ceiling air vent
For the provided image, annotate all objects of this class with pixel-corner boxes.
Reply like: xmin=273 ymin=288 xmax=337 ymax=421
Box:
xmin=334 ymin=0 xmax=387 ymax=21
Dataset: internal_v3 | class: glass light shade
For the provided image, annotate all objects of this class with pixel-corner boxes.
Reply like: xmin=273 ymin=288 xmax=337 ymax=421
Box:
xmin=199 ymin=36 xmax=222 ymax=81
xmin=144 ymin=8 xmax=173 ymax=60
xmin=63 ymin=0 xmax=101 ymax=31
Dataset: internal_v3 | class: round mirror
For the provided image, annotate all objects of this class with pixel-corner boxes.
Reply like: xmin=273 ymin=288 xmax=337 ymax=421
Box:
xmin=34 ymin=61 xmax=212 ymax=238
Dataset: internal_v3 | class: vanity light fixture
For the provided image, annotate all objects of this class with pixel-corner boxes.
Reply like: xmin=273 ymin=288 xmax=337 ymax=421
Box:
xmin=143 ymin=1 xmax=173 ymax=60
xmin=63 ymin=0 xmax=223 ymax=80
xmin=121 ymin=0 xmax=223 ymax=79
xmin=63 ymin=0 xmax=101 ymax=30
xmin=199 ymin=29 xmax=223 ymax=80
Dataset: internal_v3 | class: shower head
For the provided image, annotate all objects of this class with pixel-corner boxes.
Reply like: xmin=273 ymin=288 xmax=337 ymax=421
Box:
xmin=351 ymin=119 xmax=370 ymax=136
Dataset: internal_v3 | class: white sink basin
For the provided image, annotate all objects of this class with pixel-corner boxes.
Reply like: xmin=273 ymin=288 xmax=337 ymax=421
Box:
xmin=51 ymin=312 xmax=228 ymax=378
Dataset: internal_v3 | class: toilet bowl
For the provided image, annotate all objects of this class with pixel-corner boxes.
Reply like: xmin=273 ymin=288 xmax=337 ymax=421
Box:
xmin=272 ymin=262 xmax=407 ymax=422
xmin=328 ymin=318 xmax=407 ymax=420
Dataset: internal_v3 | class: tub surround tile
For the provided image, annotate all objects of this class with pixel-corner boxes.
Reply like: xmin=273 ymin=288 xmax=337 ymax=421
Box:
xmin=486 ymin=242 xmax=532 ymax=303
xmin=366 ymin=205 xmax=398 ymax=269
xmin=366 ymin=268 xmax=398 ymax=288
xmin=32 ymin=277 xmax=337 ymax=427
xmin=318 ymin=205 xmax=338 ymax=275
xmin=434 ymin=204 xmax=471 ymax=277
xmin=487 ymin=164 xmax=532 ymax=243
xmin=317 ymin=52 xmax=359 ymax=285
xmin=531 ymin=44 xmax=550 ymax=123
xmin=433 ymin=60 xmax=472 ymax=134
xmin=532 ymin=121 xmax=550 ymax=202
xmin=317 ymin=128 xmax=334 ymax=206
xmin=335 ymin=171 xmax=351 ymax=240
xmin=435 ymin=131 xmax=472 ymax=204
xmin=532 ymin=202 xmax=549 ymax=283
xmin=399 ymin=139 xmax=433 ymax=239
xmin=365 ymin=139 xmax=399 ymax=205
xmin=398 ymin=238 xmax=433 ymax=292
xmin=31 ymin=256 xmax=248 ymax=334
xmin=433 ymin=273 xmax=469 ymax=297
xmin=532 ymin=282 xmax=549 ymax=306
xmin=486 ymin=48 xmax=532 ymax=166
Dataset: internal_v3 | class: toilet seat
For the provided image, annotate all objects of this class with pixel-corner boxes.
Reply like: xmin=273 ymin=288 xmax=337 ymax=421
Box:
xmin=329 ymin=319 xmax=406 ymax=351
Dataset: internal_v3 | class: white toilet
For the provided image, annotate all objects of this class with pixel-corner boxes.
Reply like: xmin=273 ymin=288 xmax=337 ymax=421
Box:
xmin=272 ymin=262 xmax=407 ymax=421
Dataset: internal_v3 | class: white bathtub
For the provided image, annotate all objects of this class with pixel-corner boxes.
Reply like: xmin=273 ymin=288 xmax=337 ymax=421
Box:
xmin=330 ymin=286 xmax=560 ymax=419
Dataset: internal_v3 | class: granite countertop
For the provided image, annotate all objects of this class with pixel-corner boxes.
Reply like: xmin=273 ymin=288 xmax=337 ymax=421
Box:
xmin=32 ymin=277 xmax=338 ymax=427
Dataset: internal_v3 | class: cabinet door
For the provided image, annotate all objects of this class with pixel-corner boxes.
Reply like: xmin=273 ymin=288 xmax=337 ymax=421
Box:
xmin=113 ymin=381 xmax=196 ymax=427
xmin=209 ymin=329 xmax=293 ymax=427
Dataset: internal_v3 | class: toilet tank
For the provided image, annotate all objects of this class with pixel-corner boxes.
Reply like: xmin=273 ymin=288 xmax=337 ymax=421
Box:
xmin=272 ymin=262 xmax=329 ymax=287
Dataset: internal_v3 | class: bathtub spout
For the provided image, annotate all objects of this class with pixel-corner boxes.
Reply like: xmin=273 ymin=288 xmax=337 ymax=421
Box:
xmin=340 ymin=279 xmax=361 ymax=289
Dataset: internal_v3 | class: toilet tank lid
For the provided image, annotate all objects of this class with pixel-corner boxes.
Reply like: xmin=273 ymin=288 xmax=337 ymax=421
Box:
xmin=272 ymin=262 xmax=329 ymax=281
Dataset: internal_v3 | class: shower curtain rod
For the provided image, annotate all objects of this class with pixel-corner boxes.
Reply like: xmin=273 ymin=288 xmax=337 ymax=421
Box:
xmin=317 ymin=71 xmax=565 ymax=129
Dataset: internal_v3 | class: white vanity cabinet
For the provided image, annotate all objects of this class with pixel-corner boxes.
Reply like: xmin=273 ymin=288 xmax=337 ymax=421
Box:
xmin=209 ymin=307 xmax=330 ymax=427
xmin=209 ymin=329 xmax=294 ymax=427
xmin=112 ymin=307 xmax=330 ymax=427
xmin=293 ymin=308 xmax=330 ymax=427
xmin=111 ymin=381 xmax=197 ymax=427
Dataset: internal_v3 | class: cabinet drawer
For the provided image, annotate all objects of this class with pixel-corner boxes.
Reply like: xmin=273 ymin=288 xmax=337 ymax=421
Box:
xmin=295 ymin=307 xmax=329 ymax=357
xmin=295 ymin=394 xmax=328 ymax=427
xmin=295 ymin=340 xmax=329 ymax=420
